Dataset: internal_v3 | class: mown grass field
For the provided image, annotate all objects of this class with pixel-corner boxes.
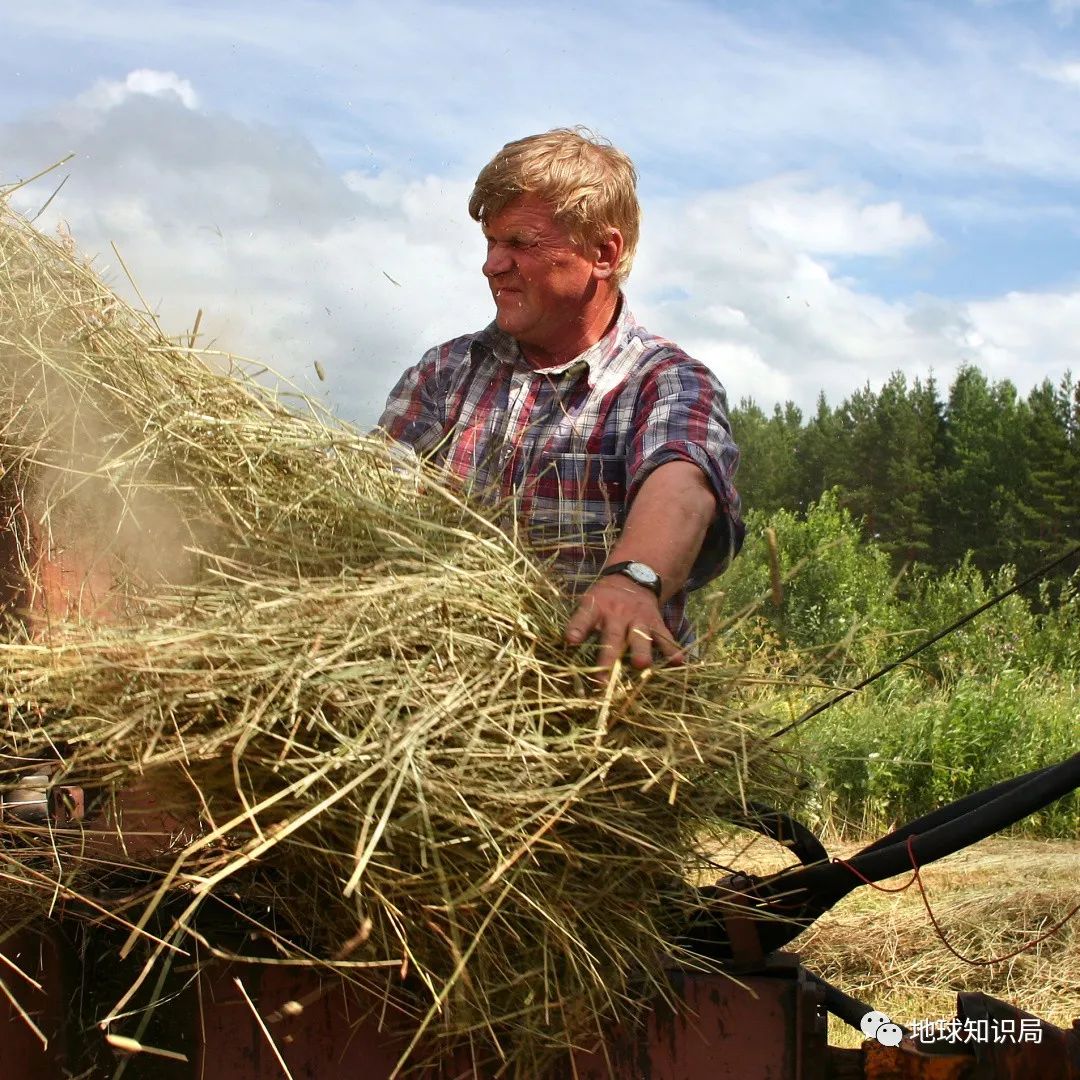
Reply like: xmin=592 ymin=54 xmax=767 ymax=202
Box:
xmin=707 ymin=833 xmax=1080 ymax=1049
xmin=806 ymin=837 xmax=1080 ymax=1047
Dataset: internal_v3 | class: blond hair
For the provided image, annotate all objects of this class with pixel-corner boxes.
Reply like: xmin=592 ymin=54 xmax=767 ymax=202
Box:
xmin=469 ymin=128 xmax=640 ymax=285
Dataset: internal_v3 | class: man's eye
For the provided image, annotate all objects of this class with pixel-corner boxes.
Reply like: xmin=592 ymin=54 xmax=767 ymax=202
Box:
xmin=486 ymin=236 xmax=532 ymax=250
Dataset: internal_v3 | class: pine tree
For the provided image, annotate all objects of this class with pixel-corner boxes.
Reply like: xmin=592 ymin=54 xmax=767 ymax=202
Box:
xmin=730 ymin=398 xmax=802 ymax=513
xmin=937 ymin=366 xmax=1026 ymax=572
xmin=869 ymin=373 xmax=938 ymax=564
xmin=795 ymin=393 xmax=845 ymax=511
xmin=1014 ymin=376 xmax=1080 ymax=570
xmin=911 ymin=375 xmax=949 ymax=566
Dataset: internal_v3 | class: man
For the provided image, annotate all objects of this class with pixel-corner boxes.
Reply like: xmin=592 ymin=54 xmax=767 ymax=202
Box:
xmin=378 ymin=129 xmax=743 ymax=680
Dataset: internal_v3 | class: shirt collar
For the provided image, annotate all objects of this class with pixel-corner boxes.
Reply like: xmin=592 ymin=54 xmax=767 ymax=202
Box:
xmin=478 ymin=295 xmax=639 ymax=389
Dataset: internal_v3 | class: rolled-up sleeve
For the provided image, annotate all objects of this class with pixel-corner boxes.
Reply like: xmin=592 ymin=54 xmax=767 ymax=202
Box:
xmin=626 ymin=358 xmax=745 ymax=588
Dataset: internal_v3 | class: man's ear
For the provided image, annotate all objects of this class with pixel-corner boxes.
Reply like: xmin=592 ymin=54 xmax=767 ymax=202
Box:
xmin=591 ymin=228 xmax=624 ymax=281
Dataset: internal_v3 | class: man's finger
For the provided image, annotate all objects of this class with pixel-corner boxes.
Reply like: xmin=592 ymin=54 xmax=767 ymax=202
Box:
xmin=651 ymin=625 xmax=685 ymax=665
xmin=564 ymin=596 xmax=599 ymax=644
xmin=593 ymin=627 xmax=628 ymax=680
xmin=627 ymin=625 xmax=654 ymax=669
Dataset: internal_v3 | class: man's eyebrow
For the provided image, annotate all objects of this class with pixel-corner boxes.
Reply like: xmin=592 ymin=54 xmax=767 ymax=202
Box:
xmin=483 ymin=226 xmax=540 ymax=243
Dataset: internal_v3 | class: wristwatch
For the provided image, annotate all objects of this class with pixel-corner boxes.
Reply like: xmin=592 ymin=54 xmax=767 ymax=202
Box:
xmin=599 ymin=561 xmax=662 ymax=599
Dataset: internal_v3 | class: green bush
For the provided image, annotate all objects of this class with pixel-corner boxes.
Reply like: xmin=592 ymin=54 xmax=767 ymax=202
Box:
xmin=891 ymin=559 xmax=1037 ymax=680
xmin=792 ymin=669 xmax=1079 ymax=839
xmin=713 ymin=489 xmax=896 ymax=664
xmin=1032 ymin=573 xmax=1080 ymax=671
xmin=706 ymin=499 xmax=1080 ymax=839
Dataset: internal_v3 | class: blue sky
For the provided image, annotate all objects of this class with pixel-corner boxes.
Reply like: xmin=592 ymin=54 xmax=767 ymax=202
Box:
xmin=3 ymin=0 xmax=1080 ymax=422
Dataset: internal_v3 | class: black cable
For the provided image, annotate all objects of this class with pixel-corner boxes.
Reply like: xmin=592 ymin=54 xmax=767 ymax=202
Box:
xmin=682 ymin=750 xmax=1080 ymax=960
xmin=770 ymin=542 xmax=1080 ymax=740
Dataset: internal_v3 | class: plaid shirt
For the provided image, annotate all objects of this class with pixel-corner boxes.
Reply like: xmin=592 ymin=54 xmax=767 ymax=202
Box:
xmin=377 ymin=301 xmax=743 ymax=640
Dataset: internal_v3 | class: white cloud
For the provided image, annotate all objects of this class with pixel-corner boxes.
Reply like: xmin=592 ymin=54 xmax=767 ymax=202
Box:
xmin=632 ymin=183 xmax=1080 ymax=411
xmin=632 ymin=188 xmax=949 ymax=410
xmin=1051 ymin=0 xmax=1080 ymax=20
xmin=78 ymin=69 xmax=199 ymax=111
xmin=966 ymin=289 xmax=1080 ymax=385
xmin=974 ymin=0 xmax=1080 ymax=24
xmin=9 ymin=0 xmax=1080 ymax=187
xmin=2 ymin=77 xmax=489 ymax=425
xmin=1038 ymin=58 xmax=1080 ymax=84
xmin=711 ymin=176 xmax=933 ymax=258
xmin=2 ymin=69 xmax=1077 ymax=435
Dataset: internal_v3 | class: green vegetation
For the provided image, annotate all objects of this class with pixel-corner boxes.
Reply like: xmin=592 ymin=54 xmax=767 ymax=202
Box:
xmin=732 ymin=366 xmax=1080 ymax=577
xmin=702 ymin=490 xmax=1080 ymax=838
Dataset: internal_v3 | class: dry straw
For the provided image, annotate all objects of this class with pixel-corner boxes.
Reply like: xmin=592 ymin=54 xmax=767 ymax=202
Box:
xmin=0 ymin=188 xmax=787 ymax=1075
xmin=798 ymin=839 xmax=1080 ymax=1042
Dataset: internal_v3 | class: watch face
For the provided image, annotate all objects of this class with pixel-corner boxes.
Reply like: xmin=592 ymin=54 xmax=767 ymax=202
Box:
xmin=626 ymin=562 xmax=659 ymax=586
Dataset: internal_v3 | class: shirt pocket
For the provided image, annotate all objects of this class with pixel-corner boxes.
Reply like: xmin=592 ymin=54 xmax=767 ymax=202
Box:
xmin=522 ymin=452 xmax=627 ymax=568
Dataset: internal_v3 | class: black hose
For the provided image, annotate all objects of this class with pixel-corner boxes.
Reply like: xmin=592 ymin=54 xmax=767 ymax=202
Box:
xmin=804 ymin=972 xmax=874 ymax=1033
xmin=727 ymin=801 xmax=830 ymax=866
xmin=854 ymin=759 xmax=1061 ymax=856
xmin=786 ymin=749 xmax=1080 ymax=907
xmin=683 ymin=749 xmax=1080 ymax=960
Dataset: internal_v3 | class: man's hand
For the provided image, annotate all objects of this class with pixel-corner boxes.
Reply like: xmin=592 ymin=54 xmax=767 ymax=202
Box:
xmin=564 ymin=576 xmax=685 ymax=683
xmin=563 ymin=460 xmax=716 ymax=685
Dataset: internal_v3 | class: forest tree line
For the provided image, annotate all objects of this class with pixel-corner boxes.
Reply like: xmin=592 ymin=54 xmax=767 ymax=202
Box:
xmin=730 ymin=365 xmax=1080 ymax=576
xmin=712 ymin=368 xmax=1080 ymax=836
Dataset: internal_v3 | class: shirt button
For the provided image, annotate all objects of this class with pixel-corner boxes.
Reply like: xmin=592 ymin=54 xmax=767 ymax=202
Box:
xmin=499 ymin=446 xmax=513 ymax=463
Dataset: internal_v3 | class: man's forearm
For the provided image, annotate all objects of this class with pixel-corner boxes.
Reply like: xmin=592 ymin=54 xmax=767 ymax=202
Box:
xmin=605 ymin=460 xmax=717 ymax=603
xmin=564 ymin=459 xmax=717 ymax=677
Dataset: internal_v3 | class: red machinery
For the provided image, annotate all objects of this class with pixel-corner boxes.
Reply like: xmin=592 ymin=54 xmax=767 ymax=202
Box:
xmin=1 ymin=512 xmax=1078 ymax=1079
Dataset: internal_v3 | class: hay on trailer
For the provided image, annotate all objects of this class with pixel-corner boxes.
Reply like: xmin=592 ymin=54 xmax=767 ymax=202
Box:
xmin=0 ymin=189 xmax=789 ymax=1074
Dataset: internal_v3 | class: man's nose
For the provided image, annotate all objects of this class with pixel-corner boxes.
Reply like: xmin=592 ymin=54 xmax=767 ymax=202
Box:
xmin=483 ymin=243 xmax=512 ymax=279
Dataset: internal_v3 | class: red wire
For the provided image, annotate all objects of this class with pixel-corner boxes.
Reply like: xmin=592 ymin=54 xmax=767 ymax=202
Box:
xmin=832 ymin=847 xmax=920 ymax=894
xmin=834 ymin=835 xmax=1080 ymax=967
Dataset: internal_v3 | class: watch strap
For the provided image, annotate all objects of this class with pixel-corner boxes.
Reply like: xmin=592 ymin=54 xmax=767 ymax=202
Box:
xmin=599 ymin=561 xmax=662 ymax=599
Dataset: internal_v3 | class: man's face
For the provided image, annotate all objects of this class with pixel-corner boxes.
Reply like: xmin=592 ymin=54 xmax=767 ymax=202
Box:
xmin=481 ymin=194 xmax=604 ymax=357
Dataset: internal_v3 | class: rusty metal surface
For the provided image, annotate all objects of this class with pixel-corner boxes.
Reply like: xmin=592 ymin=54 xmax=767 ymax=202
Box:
xmin=857 ymin=993 xmax=1080 ymax=1080
xmin=197 ymin=964 xmax=409 ymax=1080
xmin=83 ymin=779 xmax=198 ymax=860
xmin=0 ymin=524 xmax=829 ymax=1079
xmin=959 ymin=992 xmax=1080 ymax=1080
xmin=568 ymin=959 xmax=826 ymax=1080
xmin=8 ymin=464 xmax=1077 ymax=1080
xmin=0 ymin=934 xmax=832 ymax=1080
xmin=0 ymin=470 xmax=27 ymax=620
xmin=24 ymin=539 xmax=115 ymax=628
xmin=0 ymin=933 xmax=74 ymax=1079
xmin=5 ymin=893 xmax=1074 ymax=1080
xmin=862 ymin=1039 xmax=975 ymax=1079
xmin=0 ymin=510 xmax=116 ymax=635
xmin=824 ymin=1046 xmax=864 ymax=1079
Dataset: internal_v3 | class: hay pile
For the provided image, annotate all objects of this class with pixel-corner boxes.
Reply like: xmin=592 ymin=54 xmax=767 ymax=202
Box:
xmin=0 ymin=192 xmax=782 ymax=1074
